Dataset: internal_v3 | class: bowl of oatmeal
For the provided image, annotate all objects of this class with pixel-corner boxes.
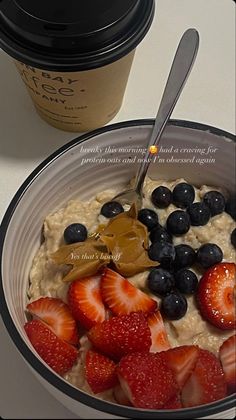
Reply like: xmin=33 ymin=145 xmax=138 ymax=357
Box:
xmin=0 ymin=119 xmax=235 ymax=419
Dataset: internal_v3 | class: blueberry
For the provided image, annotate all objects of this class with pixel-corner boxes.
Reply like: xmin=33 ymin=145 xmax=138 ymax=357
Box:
xmin=161 ymin=292 xmax=187 ymax=320
xmin=149 ymin=224 xmax=172 ymax=244
xmin=172 ymin=183 xmax=195 ymax=208
xmin=174 ymin=244 xmax=196 ymax=269
xmin=231 ymin=228 xmax=236 ymax=249
xmin=138 ymin=208 xmax=159 ymax=231
xmin=166 ymin=210 xmax=190 ymax=235
xmin=203 ymin=191 xmax=225 ymax=216
xmin=187 ymin=202 xmax=211 ymax=226
xmin=64 ymin=223 xmax=88 ymax=244
xmin=174 ymin=269 xmax=198 ymax=294
xmin=101 ymin=201 xmax=124 ymax=218
xmin=196 ymin=243 xmax=223 ymax=268
xmin=226 ymin=197 xmax=236 ymax=221
xmin=148 ymin=241 xmax=176 ymax=269
xmin=147 ymin=268 xmax=175 ymax=296
xmin=151 ymin=186 xmax=172 ymax=208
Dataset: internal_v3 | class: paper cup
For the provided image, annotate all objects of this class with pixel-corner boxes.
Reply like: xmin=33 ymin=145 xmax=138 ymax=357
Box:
xmin=14 ymin=51 xmax=135 ymax=132
xmin=0 ymin=0 xmax=154 ymax=132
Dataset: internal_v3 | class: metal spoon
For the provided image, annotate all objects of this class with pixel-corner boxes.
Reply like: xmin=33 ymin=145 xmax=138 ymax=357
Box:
xmin=113 ymin=28 xmax=199 ymax=209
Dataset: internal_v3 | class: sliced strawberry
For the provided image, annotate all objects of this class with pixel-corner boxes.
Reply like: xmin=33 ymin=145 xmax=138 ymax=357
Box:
xmin=87 ymin=312 xmax=151 ymax=361
xmin=163 ymin=394 xmax=182 ymax=409
xmin=113 ymin=384 xmax=133 ymax=406
xmin=24 ymin=320 xmax=78 ymax=375
xmin=68 ymin=275 xmax=106 ymax=330
xmin=161 ymin=345 xmax=199 ymax=389
xmin=27 ymin=297 xmax=78 ymax=345
xmin=219 ymin=335 xmax=236 ymax=393
xmin=147 ymin=311 xmax=170 ymax=352
xmin=85 ymin=350 xmax=118 ymax=394
xmin=181 ymin=349 xmax=227 ymax=407
xmin=101 ymin=268 xmax=157 ymax=316
xmin=197 ymin=262 xmax=236 ymax=330
xmin=117 ymin=352 xmax=178 ymax=409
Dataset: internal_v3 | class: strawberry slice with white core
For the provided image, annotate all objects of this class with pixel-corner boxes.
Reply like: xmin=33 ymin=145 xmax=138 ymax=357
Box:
xmin=197 ymin=262 xmax=236 ymax=330
xmin=160 ymin=345 xmax=199 ymax=389
xmin=147 ymin=311 xmax=170 ymax=352
xmin=181 ymin=349 xmax=227 ymax=407
xmin=27 ymin=297 xmax=78 ymax=345
xmin=101 ymin=268 xmax=157 ymax=315
xmin=219 ymin=335 xmax=236 ymax=393
xmin=24 ymin=319 xmax=78 ymax=375
xmin=68 ymin=275 xmax=106 ymax=330
xmin=117 ymin=352 xmax=178 ymax=409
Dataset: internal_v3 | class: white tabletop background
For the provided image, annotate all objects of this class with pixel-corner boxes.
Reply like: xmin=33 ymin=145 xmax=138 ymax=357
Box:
xmin=0 ymin=0 xmax=235 ymax=418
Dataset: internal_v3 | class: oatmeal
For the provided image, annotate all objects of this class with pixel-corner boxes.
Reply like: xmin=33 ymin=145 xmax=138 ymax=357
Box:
xmin=25 ymin=177 xmax=236 ymax=408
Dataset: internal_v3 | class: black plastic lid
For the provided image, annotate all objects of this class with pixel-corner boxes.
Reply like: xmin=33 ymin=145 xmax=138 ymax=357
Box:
xmin=0 ymin=0 xmax=155 ymax=71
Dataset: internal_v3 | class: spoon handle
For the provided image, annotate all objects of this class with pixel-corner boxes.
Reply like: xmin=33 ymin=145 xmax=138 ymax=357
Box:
xmin=134 ymin=28 xmax=199 ymax=194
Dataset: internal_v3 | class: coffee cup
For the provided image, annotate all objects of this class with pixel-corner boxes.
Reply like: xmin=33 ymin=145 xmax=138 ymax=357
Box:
xmin=0 ymin=0 xmax=155 ymax=132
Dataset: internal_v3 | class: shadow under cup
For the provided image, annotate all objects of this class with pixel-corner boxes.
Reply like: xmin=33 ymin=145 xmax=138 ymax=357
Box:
xmin=0 ymin=120 xmax=235 ymax=419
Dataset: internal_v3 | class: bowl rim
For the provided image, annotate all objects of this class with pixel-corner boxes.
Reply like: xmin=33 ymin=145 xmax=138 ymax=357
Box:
xmin=0 ymin=118 xmax=235 ymax=419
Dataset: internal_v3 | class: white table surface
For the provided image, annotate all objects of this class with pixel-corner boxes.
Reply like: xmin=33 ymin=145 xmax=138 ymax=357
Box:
xmin=0 ymin=0 xmax=235 ymax=419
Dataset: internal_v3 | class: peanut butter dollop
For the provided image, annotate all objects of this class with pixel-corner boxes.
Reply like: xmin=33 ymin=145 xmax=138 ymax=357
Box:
xmin=51 ymin=203 xmax=158 ymax=281
xmin=100 ymin=204 xmax=159 ymax=276
xmin=52 ymin=239 xmax=110 ymax=282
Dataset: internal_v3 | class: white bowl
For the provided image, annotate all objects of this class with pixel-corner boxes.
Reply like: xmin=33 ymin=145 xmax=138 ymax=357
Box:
xmin=0 ymin=119 xmax=235 ymax=419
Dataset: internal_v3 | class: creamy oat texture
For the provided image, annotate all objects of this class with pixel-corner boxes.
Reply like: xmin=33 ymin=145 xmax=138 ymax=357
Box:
xmin=28 ymin=177 xmax=236 ymax=401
